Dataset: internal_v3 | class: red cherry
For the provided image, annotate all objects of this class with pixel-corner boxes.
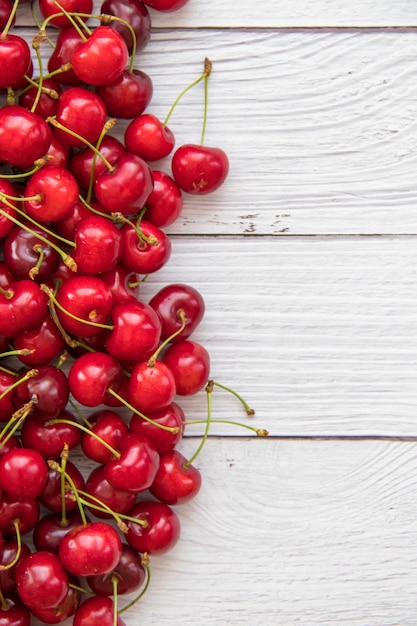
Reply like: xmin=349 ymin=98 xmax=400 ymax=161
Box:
xmin=24 ymin=166 xmax=79 ymax=223
xmin=120 ymin=219 xmax=172 ymax=274
xmin=0 ymin=497 xmax=40 ymax=537
xmin=126 ymin=500 xmax=180 ymax=554
xmin=45 ymin=130 xmax=71 ymax=168
xmin=163 ymin=339 xmax=210 ymax=395
xmin=124 ymin=113 xmax=174 ymax=161
xmin=149 ymin=282 xmax=205 ymax=343
xmin=100 ymin=263 xmax=140 ymax=304
xmin=86 ymin=542 xmax=145 ymax=595
xmin=172 ymin=144 xmax=229 ymax=194
xmin=105 ymin=300 xmax=161 ymax=364
xmin=0 ymin=0 xmax=15 ymax=31
xmin=100 ymin=0 xmax=151 ymax=53
xmin=0 ymin=279 xmax=48 ymax=337
xmin=104 ymin=432 xmax=160 ymax=493
xmin=0 ymin=539 xmax=31 ymax=595
xmin=38 ymin=0 xmax=93 ymax=29
xmin=150 ymin=449 xmax=202 ymax=504
xmin=129 ymin=401 xmax=184 ymax=453
xmin=30 ymin=581 xmax=81 ymax=623
xmin=0 ymin=179 xmax=17 ymax=240
xmin=71 ymin=26 xmax=129 ymax=86
xmin=96 ymin=68 xmax=153 ymax=119
xmin=40 ymin=460 xmax=85 ymax=513
xmin=33 ymin=511 xmax=86 ymax=553
xmin=3 ymin=223 xmax=60 ymax=283
xmin=68 ymin=351 xmax=124 ymax=406
xmin=12 ymin=365 xmax=69 ymax=418
xmin=143 ymin=170 xmax=183 ymax=227
xmin=47 ymin=26 xmax=85 ymax=85
xmin=81 ymin=409 xmax=129 ymax=464
xmin=73 ymin=596 xmax=126 ymax=626
xmin=0 ymin=595 xmax=30 ymax=626
xmin=0 ymin=369 xmax=15 ymax=424
xmin=20 ymin=409 xmax=81 ymax=459
xmin=73 ymin=215 xmax=122 ymax=274
xmin=15 ymin=551 xmax=69 ymax=610
xmin=0 ymin=106 xmax=52 ymax=168
xmin=128 ymin=359 xmax=176 ymax=413
xmin=0 ymin=35 xmax=31 ymax=90
xmin=54 ymin=87 xmax=107 ymax=147
xmin=69 ymin=135 xmax=126 ymax=189
xmin=18 ymin=77 xmax=62 ymax=119
xmin=84 ymin=464 xmax=136 ymax=518
xmin=0 ymin=447 xmax=48 ymax=500
xmin=13 ymin=315 xmax=66 ymax=367
xmin=54 ymin=199 xmax=92 ymax=239
xmin=58 ymin=521 xmax=122 ymax=577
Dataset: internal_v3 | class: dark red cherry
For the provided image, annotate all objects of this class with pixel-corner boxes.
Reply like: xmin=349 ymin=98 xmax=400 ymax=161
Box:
xmin=0 ymin=539 xmax=31 ymax=595
xmin=12 ymin=365 xmax=69 ymax=418
xmin=13 ymin=315 xmax=66 ymax=367
xmin=0 ymin=595 xmax=31 ymax=626
xmin=40 ymin=460 xmax=85 ymax=513
xmin=150 ymin=449 xmax=202 ymax=504
xmin=20 ymin=409 xmax=81 ymax=459
xmin=0 ymin=0 xmax=15 ymax=31
xmin=96 ymin=68 xmax=153 ymax=119
xmin=100 ymin=0 xmax=151 ymax=52
xmin=126 ymin=500 xmax=180 ymax=554
xmin=18 ymin=77 xmax=62 ymax=119
xmin=86 ymin=542 xmax=145 ymax=595
xmin=38 ymin=0 xmax=93 ymax=29
xmin=149 ymin=282 xmax=205 ymax=343
xmin=143 ymin=170 xmax=183 ymax=227
xmin=0 ymin=497 xmax=40 ymax=537
xmin=33 ymin=511 xmax=86 ymax=553
xmin=3 ymin=224 xmax=60 ymax=283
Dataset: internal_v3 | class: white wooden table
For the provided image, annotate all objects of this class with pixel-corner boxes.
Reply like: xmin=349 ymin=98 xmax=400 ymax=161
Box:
xmin=13 ymin=1 xmax=417 ymax=623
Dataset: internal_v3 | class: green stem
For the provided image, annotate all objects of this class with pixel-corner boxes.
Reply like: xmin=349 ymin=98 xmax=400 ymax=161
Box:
xmin=147 ymin=310 xmax=186 ymax=367
xmin=212 ymin=380 xmax=255 ymax=416
xmin=0 ymin=401 xmax=37 ymax=448
xmin=41 ymin=285 xmax=114 ymax=331
xmin=119 ymin=555 xmax=151 ymax=614
xmin=47 ymin=460 xmax=88 ymax=525
xmin=46 ymin=418 xmax=120 ymax=458
xmin=30 ymin=38 xmax=44 ymax=114
xmin=60 ymin=444 xmax=69 ymax=526
xmin=0 ymin=368 xmax=38 ymax=402
xmin=184 ymin=380 xmax=213 ymax=468
xmin=0 ymin=520 xmax=21 ymax=571
xmin=184 ymin=419 xmax=269 ymax=437
xmin=1 ymin=0 xmax=19 ymax=37
xmin=107 ymin=388 xmax=180 ymax=434
xmin=85 ymin=118 xmax=117 ymax=204
xmin=163 ymin=73 xmax=206 ymax=127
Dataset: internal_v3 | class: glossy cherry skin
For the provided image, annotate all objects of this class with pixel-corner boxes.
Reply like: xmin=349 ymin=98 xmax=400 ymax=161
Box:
xmin=142 ymin=0 xmax=189 ymax=10
xmin=4 ymin=224 xmax=60 ymax=283
xmin=18 ymin=77 xmax=62 ymax=119
xmin=130 ymin=401 xmax=184 ymax=452
xmin=94 ymin=152 xmax=154 ymax=216
xmin=0 ymin=179 xmax=17 ymax=240
xmin=54 ymin=87 xmax=107 ymax=147
xmin=33 ymin=511 xmax=86 ymax=553
xmin=0 ymin=595 xmax=31 ymax=626
xmin=54 ymin=199 xmax=92 ymax=239
xmin=81 ymin=409 xmax=129 ymax=464
xmin=128 ymin=360 xmax=176 ymax=413
xmin=126 ymin=500 xmax=180 ymax=554
xmin=59 ymin=521 xmax=122 ymax=577
xmin=0 ymin=106 xmax=51 ymax=168
xmin=38 ymin=0 xmax=93 ymax=29
xmin=0 ymin=447 xmax=48 ymax=500
xmin=72 ymin=26 xmax=128 ymax=86
xmin=24 ymin=166 xmax=79 ymax=223
xmin=0 ymin=369 xmax=17 ymax=424
xmin=105 ymin=432 xmax=160 ymax=493
xmin=100 ymin=263 xmax=140 ymax=304
xmin=68 ymin=351 xmax=124 ymax=406
xmin=40 ymin=460 xmax=85 ymax=513
xmin=163 ymin=339 xmax=210 ymax=395
xmin=172 ymin=144 xmax=229 ymax=194
xmin=125 ymin=113 xmax=174 ymax=161
xmin=120 ymin=219 xmax=172 ymax=275
xmin=69 ymin=135 xmax=126 ymax=189
xmin=87 ymin=542 xmax=145 ymax=595
xmin=73 ymin=596 xmax=126 ymax=626
xmin=0 ymin=35 xmax=31 ymax=90
xmin=101 ymin=0 xmax=151 ymax=52
xmin=47 ymin=26 xmax=85 ymax=85
xmin=84 ymin=464 xmax=136 ymax=519
xmin=105 ymin=300 xmax=161 ymax=364
xmin=20 ymin=409 xmax=81 ymax=459
xmin=73 ymin=215 xmax=122 ymax=274
xmin=96 ymin=68 xmax=153 ymax=119
xmin=0 ymin=497 xmax=40 ymax=537
xmin=150 ymin=449 xmax=202 ymax=504
xmin=143 ymin=170 xmax=183 ymax=227
xmin=55 ymin=274 xmax=113 ymax=338
xmin=0 ymin=279 xmax=48 ymax=337
xmin=15 ymin=550 xmax=69 ymax=610
xmin=12 ymin=365 xmax=69 ymax=418
xmin=149 ymin=282 xmax=205 ymax=343
xmin=13 ymin=315 xmax=66 ymax=367
xmin=46 ymin=130 xmax=71 ymax=168
xmin=30 ymin=581 xmax=81 ymax=624
xmin=0 ymin=539 xmax=31 ymax=594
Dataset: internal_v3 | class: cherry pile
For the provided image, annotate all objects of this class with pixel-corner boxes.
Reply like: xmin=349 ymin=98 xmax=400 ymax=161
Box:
xmin=0 ymin=0 xmax=266 ymax=623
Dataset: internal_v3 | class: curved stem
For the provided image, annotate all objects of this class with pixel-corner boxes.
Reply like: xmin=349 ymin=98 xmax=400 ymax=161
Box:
xmin=0 ymin=368 xmax=38 ymax=402
xmin=46 ymin=418 xmax=120 ymax=458
xmin=0 ymin=520 xmax=21 ymax=570
xmin=184 ymin=379 xmax=213 ymax=468
xmin=163 ymin=73 xmax=206 ymax=127
xmin=85 ymin=118 xmax=116 ymax=204
xmin=184 ymin=419 xmax=269 ymax=437
xmin=41 ymin=285 xmax=114 ymax=331
xmin=1 ymin=0 xmax=19 ymax=38
xmin=47 ymin=460 xmax=88 ymax=525
xmin=212 ymin=380 xmax=255 ymax=416
xmin=0 ymin=400 xmax=37 ymax=448
xmin=107 ymin=388 xmax=180 ymax=434
xmin=30 ymin=38 xmax=44 ymax=113
xmin=119 ymin=554 xmax=151 ymax=614
xmin=147 ymin=310 xmax=186 ymax=367
xmin=59 ymin=443 xmax=69 ymax=526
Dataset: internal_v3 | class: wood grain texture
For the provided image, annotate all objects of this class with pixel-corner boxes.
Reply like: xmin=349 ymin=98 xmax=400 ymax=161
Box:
xmin=32 ymin=438 xmax=417 ymax=626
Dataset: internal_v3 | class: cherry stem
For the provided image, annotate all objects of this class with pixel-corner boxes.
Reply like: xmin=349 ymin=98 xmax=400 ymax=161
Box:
xmin=0 ymin=368 xmax=38 ymax=402
xmin=107 ymin=388 xmax=180 ymax=434
xmin=0 ymin=589 xmax=7 ymax=611
xmin=163 ymin=58 xmax=212 ymax=128
xmin=47 ymin=418 xmax=121 ymax=458
xmin=184 ymin=419 xmax=269 ymax=437
xmin=85 ymin=118 xmax=117 ymax=204
xmin=1 ymin=0 xmax=19 ymax=38
xmin=75 ymin=494 xmax=128 ymax=533
xmin=0 ymin=157 xmax=51 ymax=179
xmin=69 ymin=582 xmax=94 ymax=596
xmin=0 ymin=365 xmax=18 ymax=377
xmin=41 ymin=284 xmax=114 ymax=331
xmin=101 ymin=13 xmax=137 ymax=72
xmin=29 ymin=244 xmax=45 ymax=280
xmin=147 ymin=309 xmax=186 ymax=367
xmin=19 ymin=75 xmax=59 ymax=98
xmin=211 ymin=380 xmax=255 ymax=416
xmin=112 ymin=576 xmax=119 ymax=626
xmin=0 ymin=520 xmax=21 ymax=571
xmin=112 ymin=212 xmax=158 ymax=247
xmin=48 ymin=2 xmax=90 ymax=39
xmin=47 ymin=460 xmax=88 ymax=525
xmin=0 ymin=348 xmax=35 ymax=359
xmin=68 ymin=399 xmax=92 ymax=428
xmin=44 ymin=294 xmax=80 ymax=349
xmin=200 ymin=57 xmax=211 ymax=146
xmin=184 ymin=379 xmax=213 ymax=468
xmin=30 ymin=37 xmax=45 ymax=114
xmin=119 ymin=554 xmax=151 ymax=614
xmin=0 ymin=400 xmax=37 ymax=448
xmin=60 ymin=443 xmax=69 ymax=526
xmin=0 ymin=205 xmax=77 ymax=270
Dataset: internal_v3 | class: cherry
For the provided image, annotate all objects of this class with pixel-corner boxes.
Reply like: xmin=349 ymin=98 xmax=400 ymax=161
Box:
xmin=12 ymin=365 xmax=69 ymax=418
xmin=47 ymin=26 xmax=85 ymax=86
xmin=104 ymin=431 xmax=160 ymax=493
xmin=69 ymin=135 xmax=126 ymax=190
xmin=163 ymin=339 xmax=210 ymax=395
xmin=54 ymin=199 xmax=92 ymax=239
xmin=46 ymin=130 xmax=71 ymax=168
xmin=150 ymin=448 xmax=202 ymax=504
xmin=24 ymin=166 xmax=79 ymax=223
xmin=0 ymin=539 xmax=31 ymax=595
xmin=0 ymin=595 xmax=30 ymax=626
xmin=171 ymin=144 xmax=229 ymax=194
xmin=3 ymin=224 xmax=60 ymax=282
xmin=73 ymin=214 xmax=122 ymax=274
xmin=143 ymin=170 xmax=183 ymax=227
xmin=0 ymin=35 xmax=31 ymax=90
xmin=0 ymin=497 xmax=40 ymax=537
xmin=20 ymin=409 xmax=81 ymax=459
xmin=0 ymin=447 xmax=48 ymax=500
xmin=81 ymin=409 xmax=128 ymax=464
xmin=38 ymin=0 xmax=93 ymax=29
xmin=33 ymin=510 xmax=86 ymax=553
xmin=96 ymin=68 xmax=153 ymax=119
xmin=54 ymin=274 xmax=113 ymax=338
xmin=105 ymin=300 xmax=161 ymax=364
xmin=93 ymin=152 xmax=154 ymax=216
xmin=73 ymin=596 xmax=126 ymax=626
xmin=0 ymin=279 xmax=48 ymax=337
xmin=142 ymin=0 xmax=190 ymax=10
xmin=13 ymin=315 xmax=66 ymax=367
xmin=100 ymin=0 xmax=151 ymax=53
xmin=128 ymin=359 xmax=176 ymax=413
xmin=53 ymin=87 xmax=107 ymax=147
xmin=18 ymin=77 xmax=63 ymax=119
xmin=120 ymin=219 xmax=172 ymax=275
xmin=15 ymin=550 xmax=69 ymax=610
xmin=149 ymin=282 xmax=205 ymax=344
xmin=30 ymin=581 xmax=81 ymax=623
xmin=86 ymin=542 xmax=145 ymax=595
xmin=40 ymin=460 xmax=85 ymax=513
xmin=124 ymin=113 xmax=174 ymax=161
xmin=84 ymin=464 xmax=136 ymax=518
xmin=126 ymin=500 xmax=180 ymax=554
xmin=58 ymin=521 xmax=122 ymax=577
xmin=129 ymin=401 xmax=184 ymax=452
xmin=68 ymin=351 xmax=124 ymax=406
xmin=0 ymin=106 xmax=52 ymax=168
xmin=100 ymin=263 xmax=140 ymax=304
xmin=71 ymin=26 xmax=129 ymax=87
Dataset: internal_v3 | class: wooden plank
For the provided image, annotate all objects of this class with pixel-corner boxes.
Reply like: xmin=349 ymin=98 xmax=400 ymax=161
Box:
xmin=16 ymin=0 xmax=417 ymax=28
xmin=137 ymin=236 xmax=417 ymax=437
xmin=10 ymin=28 xmax=417 ymax=236
xmin=31 ymin=438 xmax=417 ymax=625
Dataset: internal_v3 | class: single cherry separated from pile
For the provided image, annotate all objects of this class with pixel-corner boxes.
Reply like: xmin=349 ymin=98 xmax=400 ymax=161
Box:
xmin=0 ymin=0 xmax=268 ymax=623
